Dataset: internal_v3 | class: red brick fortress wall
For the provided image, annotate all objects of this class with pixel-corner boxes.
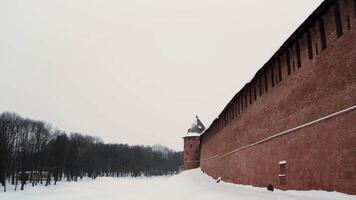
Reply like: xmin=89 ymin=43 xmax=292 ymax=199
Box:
xmin=199 ymin=0 xmax=356 ymax=195
xmin=183 ymin=136 xmax=201 ymax=170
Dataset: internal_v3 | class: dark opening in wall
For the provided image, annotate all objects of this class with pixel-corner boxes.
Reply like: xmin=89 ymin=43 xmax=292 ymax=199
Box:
xmin=306 ymin=30 xmax=313 ymax=59
xmin=222 ymin=114 xmax=224 ymax=127
xmin=226 ymin=112 xmax=228 ymax=125
xmin=232 ymin=102 xmax=235 ymax=117
xmin=218 ymin=116 xmax=223 ymax=130
xmin=259 ymin=76 xmax=262 ymax=96
xmin=277 ymin=58 xmax=282 ymax=82
xmin=240 ymin=96 xmax=244 ymax=112
xmin=231 ymin=107 xmax=233 ymax=121
xmin=354 ymin=0 xmax=356 ymax=17
xmin=241 ymin=90 xmax=247 ymax=109
xmin=231 ymin=104 xmax=234 ymax=119
xmin=228 ymin=107 xmax=231 ymax=121
xmin=315 ymin=42 xmax=319 ymax=55
xmin=235 ymin=101 xmax=238 ymax=117
xmin=221 ymin=115 xmax=223 ymax=128
xmin=286 ymin=49 xmax=291 ymax=75
xmin=347 ymin=16 xmax=351 ymax=30
xmin=222 ymin=114 xmax=225 ymax=127
xmin=225 ymin=113 xmax=228 ymax=126
xmin=319 ymin=18 xmax=327 ymax=49
xmin=245 ymin=91 xmax=248 ymax=108
xmin=271 ymin=65 xmax=275 ymax=87
xmin=295 ymin=41 xmax=301 ymax=68
xmin=237 ymin=100 xmax=240 ymax=114
xmin=334 ymin=3 xmax=343 ymax=38
xmin=249 ymin=87 xmax=252 ymax=104
xmin=264 ymin=71 xmax=268 ymax=92
xmin=233 ymin=102 xmax=236 ymax=119
xmin=254 ymin=82 xmax=257 ymax=100
xmin=224 ymin=113 xmax=227 ymax=127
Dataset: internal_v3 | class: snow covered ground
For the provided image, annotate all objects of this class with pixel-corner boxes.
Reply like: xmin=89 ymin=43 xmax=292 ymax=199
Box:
xmin=1 ymin=168 xmax=355 ymax=200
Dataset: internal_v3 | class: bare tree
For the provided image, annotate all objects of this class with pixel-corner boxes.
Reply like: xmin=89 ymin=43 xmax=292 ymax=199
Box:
xmin=0 ymin=112 xmax=183 ymax=192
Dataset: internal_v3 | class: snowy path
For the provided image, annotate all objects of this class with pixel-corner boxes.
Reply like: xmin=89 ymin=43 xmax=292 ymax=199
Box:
xmin=1 ymin=169 xmax=355 ymax=200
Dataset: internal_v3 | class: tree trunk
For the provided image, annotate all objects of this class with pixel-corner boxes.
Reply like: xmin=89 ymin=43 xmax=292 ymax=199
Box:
xmin=45 ymin=172 xmax=51 ymax=186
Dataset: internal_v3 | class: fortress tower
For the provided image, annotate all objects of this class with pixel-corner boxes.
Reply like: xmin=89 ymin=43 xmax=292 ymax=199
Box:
xmin=183 ymin=116 xmax=205 ymax=170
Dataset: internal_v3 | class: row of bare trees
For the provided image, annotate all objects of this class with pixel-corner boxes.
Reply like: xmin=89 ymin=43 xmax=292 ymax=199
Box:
xmin=0 ymin=112 xmax=183 ymax=192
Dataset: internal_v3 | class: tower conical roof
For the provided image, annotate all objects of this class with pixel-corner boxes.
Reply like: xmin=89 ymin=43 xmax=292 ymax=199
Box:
xmin=183 ymin=116 xmax=205 ymax=138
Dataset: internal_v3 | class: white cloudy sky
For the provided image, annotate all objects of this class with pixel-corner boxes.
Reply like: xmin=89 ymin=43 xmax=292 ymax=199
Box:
xmin=0 ymin=0 xmax=323 ymax=150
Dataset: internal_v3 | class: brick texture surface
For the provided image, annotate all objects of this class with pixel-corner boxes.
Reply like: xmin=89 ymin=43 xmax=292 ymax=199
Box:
xmin=183 ymin=137 xmax=201 ymax=170
xmin=195 ymin=0 xmax=356 ymax=195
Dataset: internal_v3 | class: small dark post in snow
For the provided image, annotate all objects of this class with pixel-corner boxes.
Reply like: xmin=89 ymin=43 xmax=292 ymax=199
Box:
xmin=19 ymin=172 xmax=27 ymax=191
xmin=267 ymin=184 xmax=274 ymax=192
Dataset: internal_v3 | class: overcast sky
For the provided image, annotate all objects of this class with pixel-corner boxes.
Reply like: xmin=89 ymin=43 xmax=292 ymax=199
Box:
xmin=0 ymin=0 xmax=323 ymax=150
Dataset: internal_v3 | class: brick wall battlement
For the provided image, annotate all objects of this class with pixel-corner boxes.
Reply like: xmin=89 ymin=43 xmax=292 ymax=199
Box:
xmin=197 ymin=0 xmax=356 ymax=195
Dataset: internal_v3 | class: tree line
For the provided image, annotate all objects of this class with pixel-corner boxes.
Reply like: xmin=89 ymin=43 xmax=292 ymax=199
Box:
xmin=0 ymin=112 xmax=183 ymax=192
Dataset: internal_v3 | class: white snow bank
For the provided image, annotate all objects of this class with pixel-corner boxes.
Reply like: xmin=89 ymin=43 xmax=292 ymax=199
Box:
xmin=182 ymin=132 xmax=201 ymax=138
xmin=1 ymin=168 xmax=355 ymax=200
xmin=279 ymin=160 xmax=287 ymax=164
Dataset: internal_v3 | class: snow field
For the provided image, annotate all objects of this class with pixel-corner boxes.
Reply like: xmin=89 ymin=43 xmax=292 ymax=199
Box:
xmin=1 ymin=168 xmax=355 ymax=200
